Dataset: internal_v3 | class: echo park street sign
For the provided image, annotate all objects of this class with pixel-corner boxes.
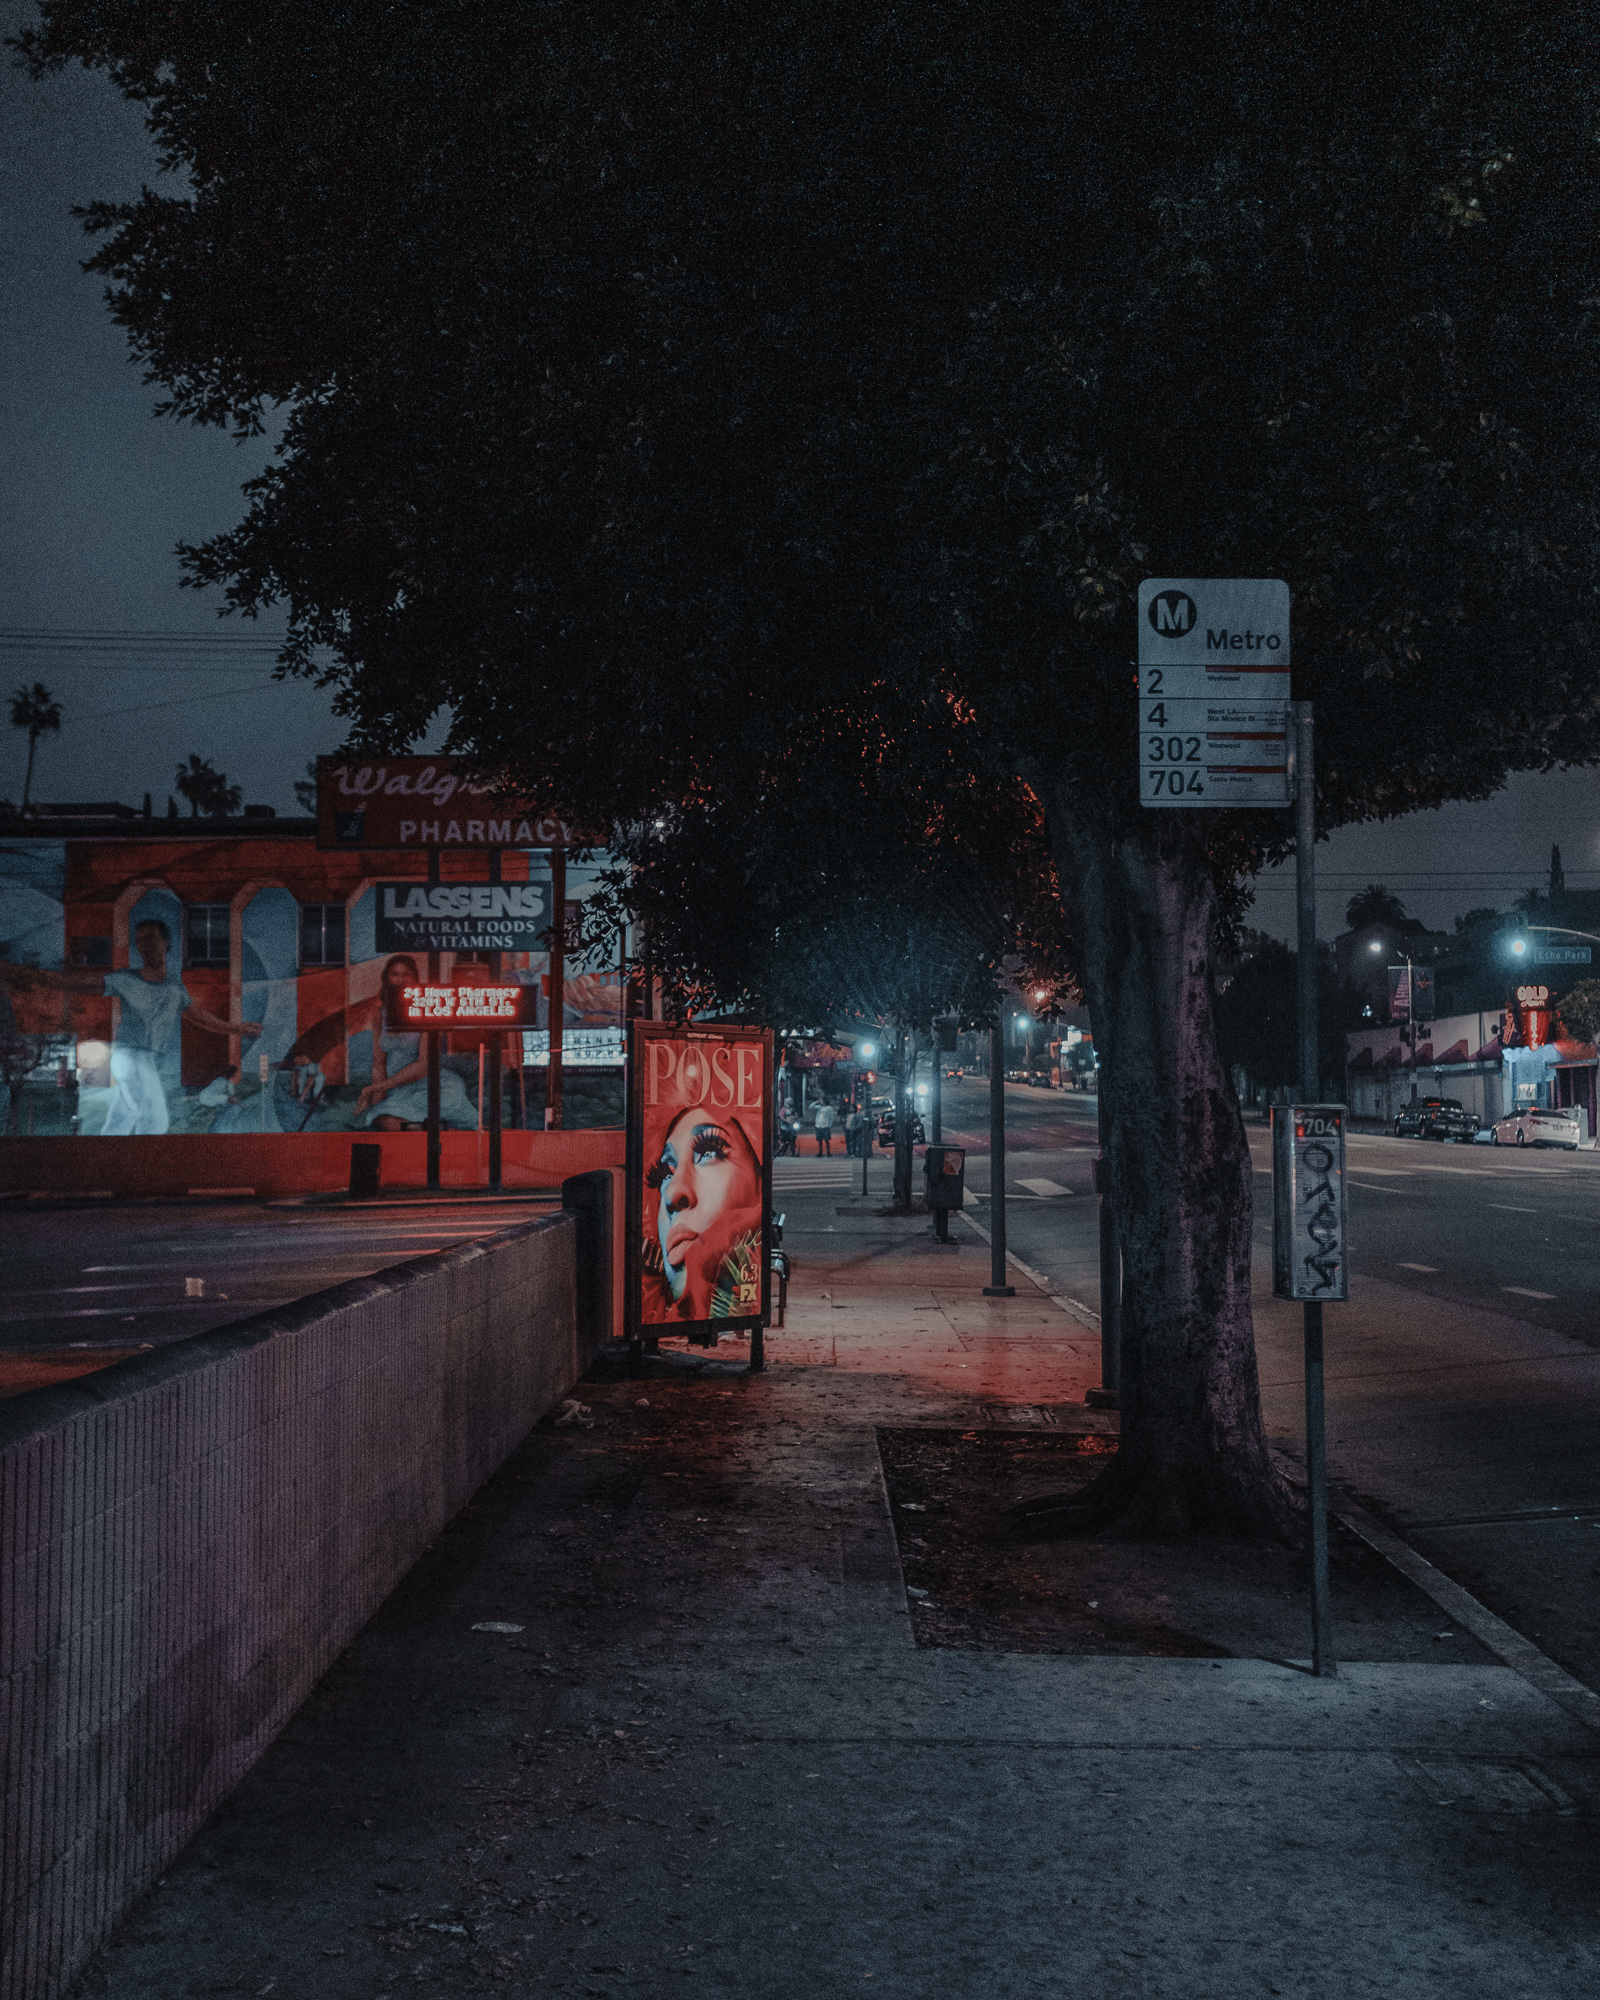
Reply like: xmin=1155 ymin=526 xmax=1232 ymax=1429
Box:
xmin=1137 ymin=578 xmax=1291 ymax=808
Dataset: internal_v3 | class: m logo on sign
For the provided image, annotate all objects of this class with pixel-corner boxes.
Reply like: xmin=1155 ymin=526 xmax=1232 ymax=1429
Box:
xmin=1147 ymin=590 xmax=1197 ymax=638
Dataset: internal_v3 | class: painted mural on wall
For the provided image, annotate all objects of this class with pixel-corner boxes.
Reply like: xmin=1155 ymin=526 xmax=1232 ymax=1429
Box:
xmin=0 ymin=835 xmax=622 ymax=1137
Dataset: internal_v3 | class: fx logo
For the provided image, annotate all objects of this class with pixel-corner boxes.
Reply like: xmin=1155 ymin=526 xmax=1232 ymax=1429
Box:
xmin=1147 ymin=589 xmax=1197 ymax=637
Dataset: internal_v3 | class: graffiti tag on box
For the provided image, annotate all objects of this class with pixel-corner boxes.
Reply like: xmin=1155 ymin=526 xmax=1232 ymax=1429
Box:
xmin=1272 ymin=1105 xmax=1349 ymax=1302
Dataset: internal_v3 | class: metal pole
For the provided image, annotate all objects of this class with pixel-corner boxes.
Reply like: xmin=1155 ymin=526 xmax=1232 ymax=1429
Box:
xmin=931 ymin=1040 xmax=943 ymax=1144
xmin=1296 ymin=703 xmax=1318 ymax=1104
xmin=984 ymin=1022 xmax=1014 ymax=1296
xmin=426 ymin=1035 xmax=441 ymax=1190
xmin=426 ymin=849 xmax=441 ymax=1192
xmin=547 ymin=846 xmax=566 ymax=1130
xmin=487 ymin=850 xmax=502 ymax=1190
xmin=1295 ymin=698 xmax=1336 ymax=1678
xmin=1087 ymin=1088 xmax=1120 ymax=1408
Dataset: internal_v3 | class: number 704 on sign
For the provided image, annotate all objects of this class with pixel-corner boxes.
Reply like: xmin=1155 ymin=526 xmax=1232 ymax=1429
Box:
xmin=1139 ymin=697 xmax=1291 ymax=809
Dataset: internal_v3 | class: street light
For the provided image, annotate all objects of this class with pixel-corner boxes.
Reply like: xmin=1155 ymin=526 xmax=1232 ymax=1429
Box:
xmin=1372 ymin=938 xmax=1416 ymax=1096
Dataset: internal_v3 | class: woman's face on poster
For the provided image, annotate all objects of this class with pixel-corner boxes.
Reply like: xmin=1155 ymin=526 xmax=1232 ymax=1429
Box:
xmin=654 ymin=1109 xmax=761 ymax=1307
xmin=383 ymin=956 xmax=419 ymax=990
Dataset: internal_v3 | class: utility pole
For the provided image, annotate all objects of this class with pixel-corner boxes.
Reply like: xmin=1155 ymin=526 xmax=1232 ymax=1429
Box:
xmin=1295 ymin=699 xmax=1335 ymax=1679
xmin=984 ymin=1023 xmax=1014 ymax=1297
xmin=486 ymin=849 xmax=503 ymax=1191
xmin=893 ymin=1027 xmax=915 ymax=1211
xmin=425 ymin=848 xmax=441 ymax=1192
xmin=546 ymin=845 xmax=566 ymax=1130
xmin=1086 ymin=1087 xmax=1120 ymax=1408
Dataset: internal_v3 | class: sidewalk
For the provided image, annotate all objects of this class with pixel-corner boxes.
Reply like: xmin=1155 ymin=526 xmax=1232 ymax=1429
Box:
xmin=73 ymin=1194 xmax=1600 ymax=1998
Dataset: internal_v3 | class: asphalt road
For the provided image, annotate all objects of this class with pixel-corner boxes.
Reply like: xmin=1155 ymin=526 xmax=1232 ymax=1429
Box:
xmin=0 ymin=1193 xmax=556 ymax=1395
xmin=924 ymin=1074 xmax=1600 ymax=1694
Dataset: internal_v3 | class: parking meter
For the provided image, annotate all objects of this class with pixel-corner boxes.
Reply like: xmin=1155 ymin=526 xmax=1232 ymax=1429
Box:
xmin=924 ymin=1145 xmax=966 ymax=1211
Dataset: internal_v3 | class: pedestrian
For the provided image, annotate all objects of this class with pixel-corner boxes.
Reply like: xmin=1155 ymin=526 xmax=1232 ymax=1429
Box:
xmin=813 ymin=1098 xmax=835 ymax=1155
xmin=843 ymin=1105 xmax=860 ymax=1157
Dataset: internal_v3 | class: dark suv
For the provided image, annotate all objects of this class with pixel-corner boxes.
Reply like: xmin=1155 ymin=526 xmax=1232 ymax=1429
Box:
xmin=1394 ymin=1096 xmax=1479 ymax=1142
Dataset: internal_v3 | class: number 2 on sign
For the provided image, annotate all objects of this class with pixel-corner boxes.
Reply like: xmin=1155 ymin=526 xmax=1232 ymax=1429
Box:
xmin=1145 ymin=769 xmax=1206 ymax=797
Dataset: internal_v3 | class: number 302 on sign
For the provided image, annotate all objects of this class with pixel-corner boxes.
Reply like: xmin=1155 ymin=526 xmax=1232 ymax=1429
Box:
xmin=1141 ymin=708 xmax=1206 ymax=800
xmin=1138 ymin=696 xmax=1291 ymax=809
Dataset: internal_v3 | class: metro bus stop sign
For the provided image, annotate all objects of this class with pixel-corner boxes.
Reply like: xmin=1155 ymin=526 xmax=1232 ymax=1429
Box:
xmin=1136 ymin=578 xmax=1291 ymax=808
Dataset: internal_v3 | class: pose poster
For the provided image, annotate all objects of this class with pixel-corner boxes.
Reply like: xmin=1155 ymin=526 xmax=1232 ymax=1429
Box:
xmin=627 ymin=1022 xmax=772 ymax=1338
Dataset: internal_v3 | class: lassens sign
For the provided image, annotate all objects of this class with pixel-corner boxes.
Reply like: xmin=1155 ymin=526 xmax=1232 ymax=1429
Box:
xmin=376 ymin=881 xmax=546 ymax=953
xmin=627 ymin=1021 xmax=773 ymax=1341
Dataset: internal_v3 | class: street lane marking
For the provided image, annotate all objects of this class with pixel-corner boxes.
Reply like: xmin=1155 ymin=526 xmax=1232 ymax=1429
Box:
xmin=1397 ymin=1263 xmax=1439 ymax=1273
xmin=1487 ymin=1204 xmax=1536 ymax=1213
xmin=1018 ymin=1178 xmax=1072 ymax=1197
xmin=1350 ymin=1180 xmax=1406 ymax=1194
xmin=1503 ymin=1286 xmax=1557 ymax=1300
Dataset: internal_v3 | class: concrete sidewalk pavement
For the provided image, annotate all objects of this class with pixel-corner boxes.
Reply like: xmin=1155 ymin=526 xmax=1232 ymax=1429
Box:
xmin=72 ymin=1192 xmax=1600 ymax=1999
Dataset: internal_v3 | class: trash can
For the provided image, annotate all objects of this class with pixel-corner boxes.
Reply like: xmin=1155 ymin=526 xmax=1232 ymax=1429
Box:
xmin=923 ymin=1145 xmax=966 ymax=1211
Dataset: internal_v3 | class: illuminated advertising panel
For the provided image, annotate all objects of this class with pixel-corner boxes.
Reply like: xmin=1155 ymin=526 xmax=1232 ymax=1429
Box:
xmin=627 ymin=1022 xmax=773 ymax=1340
xmin=385 ymin=983 xmax=540 ymax=1029
xmin=375 ymin=880 xmax=547 ymax=953
xmin=0 ymin=832 xmax=622 ymax=1143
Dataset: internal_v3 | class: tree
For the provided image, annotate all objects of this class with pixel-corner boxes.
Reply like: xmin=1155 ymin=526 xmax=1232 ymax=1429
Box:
xmin=1214 ymin=937 xmax=1360 ymax=1098
xmin=1556 ymin=980 xmax=1600 ymax=1045
xmin=7 ymin=682 xmax=61 ymax=812
xmin=293 ymin=761 xmax=317 ymax=812
xmin=1344 ymin=886 xmax=1409 ymax=935
xmin=20 ymin=1 xmax=1600 ymax=1536
xmin=173 ymin=753 xmax=241 ymax=818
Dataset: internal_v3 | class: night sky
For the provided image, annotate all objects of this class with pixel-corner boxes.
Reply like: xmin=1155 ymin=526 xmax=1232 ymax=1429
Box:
xmin=3 ymin=42 xmax=1595 ymax=943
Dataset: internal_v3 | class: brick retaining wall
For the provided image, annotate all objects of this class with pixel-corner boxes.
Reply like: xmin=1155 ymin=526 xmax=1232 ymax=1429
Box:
xmin=0 ymin=1214 xmax=590 ymax=1999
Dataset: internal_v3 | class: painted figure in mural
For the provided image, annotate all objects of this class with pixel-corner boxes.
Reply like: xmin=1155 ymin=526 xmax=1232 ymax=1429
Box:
xmin=0 ymin=917 xmax=260 ymax=1135
xmin=104 ymin=920 xmax=261 ymax=1135
xmin=645 ymin=1105 xmax=765 ymax=1321
xmin=354 ymin=954 xmax=477 ymax=1129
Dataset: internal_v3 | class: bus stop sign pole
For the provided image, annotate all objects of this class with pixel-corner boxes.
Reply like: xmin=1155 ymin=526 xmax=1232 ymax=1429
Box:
xmin=1288 ymin=699 xmax=1337 ymax=1679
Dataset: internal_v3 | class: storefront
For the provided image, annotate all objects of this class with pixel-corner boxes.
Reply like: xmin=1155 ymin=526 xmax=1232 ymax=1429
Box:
xmin=0 ymin=807 xmax=627 ymax=1179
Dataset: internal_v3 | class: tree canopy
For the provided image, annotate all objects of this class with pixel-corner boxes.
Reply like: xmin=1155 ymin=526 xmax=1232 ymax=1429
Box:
xmin=20 ymin=0 xmax=1600 ymax=1531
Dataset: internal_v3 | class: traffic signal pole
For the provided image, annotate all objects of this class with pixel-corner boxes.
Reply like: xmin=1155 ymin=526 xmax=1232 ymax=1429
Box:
xmin=984 ymin=1024 xmax=1014 ymax=1297
xmin=1086 ymin=1088 xmax=1120 ymax=1408
xmin=1295 ymin=700 xmax=1335 ymax=1679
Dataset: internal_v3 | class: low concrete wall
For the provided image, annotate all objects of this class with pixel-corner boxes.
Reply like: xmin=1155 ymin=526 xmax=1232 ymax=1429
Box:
xmin=0 ymin=1127 xmax=624 ymax=1199
xmin=0 ymin=1214 xmax=593 ymax=2000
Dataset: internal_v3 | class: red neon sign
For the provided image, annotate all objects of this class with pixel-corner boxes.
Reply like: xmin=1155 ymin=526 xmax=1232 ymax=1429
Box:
xmin=386 ymin=983 xmax=538 ymax=1029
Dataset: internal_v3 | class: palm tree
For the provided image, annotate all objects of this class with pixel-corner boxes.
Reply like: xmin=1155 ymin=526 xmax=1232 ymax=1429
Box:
xmin=1344 ymin=883 xmax=1408 ymax=932
xmin=7 ymin=682 xmax=62 ymax=812
xmin=174 ymin=752 xmax=242 ymax=818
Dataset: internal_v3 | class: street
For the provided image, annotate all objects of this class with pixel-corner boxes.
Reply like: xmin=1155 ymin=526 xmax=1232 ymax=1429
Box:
xmin=895 ymin=1075 xmax=1600 ymax=1697
xmin=0 ymin=1193 xmax=553 ymax=1396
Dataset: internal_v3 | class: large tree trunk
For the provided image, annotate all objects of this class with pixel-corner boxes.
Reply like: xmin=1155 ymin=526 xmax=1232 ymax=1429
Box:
xmin=1022 ymin=793 xmax=1290 ymax=1539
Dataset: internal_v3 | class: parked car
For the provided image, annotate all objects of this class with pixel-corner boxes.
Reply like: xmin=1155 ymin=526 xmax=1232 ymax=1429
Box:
xmin=876 ymin=1108 xmax=926 ymax=1148
xmin=1393 ymin=1097 xmax=1478 ymax=1142
xmin=1491 ymin=1106 xmax=1587 ymax=1150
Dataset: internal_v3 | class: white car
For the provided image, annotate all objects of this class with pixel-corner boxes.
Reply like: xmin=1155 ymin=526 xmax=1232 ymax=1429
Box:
xmin=1491 ymin=1106 xmax=1587 ymax=1150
